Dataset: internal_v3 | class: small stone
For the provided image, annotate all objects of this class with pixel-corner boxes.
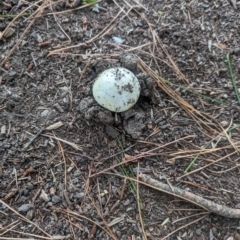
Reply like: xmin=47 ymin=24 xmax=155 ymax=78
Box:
xmin=73 ymin=169 xmax=81 ymax=177
xmin=92 ymin=3 xmax=99 ymax=13
xmin=112 ymin=36 xmax=124 ymax=44
xmin=97 ymin=111 xmax=114 ymax=124
xmin=54 ymin=103 xmax=64 ymax=113
xmin=40 ymin=109 xmax=49 ymax=117
xmin=192 ymin=101 xmax=199 ymax=107
xmin=84 ymin=106 xmax=95 ymax=119
xmin=196 ymin=228 xmax=201 ymax=236
xmin=26 ymin=209 xmax=33 ymax=220
xmin=105 ymin=125 xmax=119 ymax=138
xmin=49 ymin=187 xmax=56 ymax=195
xmin=75 ymin=192 xmax=84 ymax=200
xmin=30 ymin=31 xmax=38 ymax=40
xmin=62 ymin=17 xmax=69 ymax=23
xmin=116 ymin=231 xmax=121 ymax=237
xmin=211 ymin=227 xmax=217 ymax=235
xmin=208 ymin=39 xmax=212 ymax=52
xmin=51 ymin=195 xmax=61 ymax=204
xmin=78 ymin=97 xmax=94 ymax=113
xmin=18 ymin=203 xmax=32 ymax=213
xmin=21 ymin=189 xmax=29 ymax=196
xmin=133 ymin=5 xmax=143 ymax=11
xmin=120 ymin=53 xmax=138 ymax=72
xmin=101 ymin=196 xmax=106 ymax=206
xmin=200 ymin=24 xmax=205 ymax=31
xmin=103 ymin=189 xmax=108 ymax=195
xmin=9 ymin=71 xmax=17 ymax=77
xmin=123 ymin=199 xmax=130 ymax=206
xmin=1 ymin=125 xmax=6 ymax=135
xmin=123 ymin=111 xmax=145 ymax=139
xmin=58 ymin=34 xmax=67 ymax=40
xmin=221 ymin=120 xmax=228 ymax=127
xmin=31 ymin=31 xmax=42 ymax=42
xmin=148 ymin=226 xmax=154 ymax=232
xmin=40 ymin=189 xmax=50 ymax=202
xmin=147 ymin=123 xmax=152 ymax=129
xmin=182 ymin=232 xmax=187 ymax=238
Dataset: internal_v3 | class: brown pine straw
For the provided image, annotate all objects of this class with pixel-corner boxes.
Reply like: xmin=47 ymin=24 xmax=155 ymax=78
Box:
xmin=138 ymin=58 xmax=239 ymax=153
xmin=159 ymin=214 xmax=208 ymax=240
xmin=55 ymin=208 xmax=118 ymax=240
xmin=47 ymin=9 xmax=123 ymax=56
xmin=0 ymin=200 xmax=51 ymax=238
xmin=0 ymin=0 xmax=47 ymax=67
xmin=138 ymin=58 xmax=212 ymax=132
xmin=90 ymin=135 xmax=195 ymax=177
xmin=0 ymin=0 xmax=43 ymax=42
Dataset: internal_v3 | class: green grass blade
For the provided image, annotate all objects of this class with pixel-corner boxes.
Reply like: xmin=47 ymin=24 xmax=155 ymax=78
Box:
xmin=0 ymin=13 xmax=29 ymax=18
xmin=184 ymin=141 xmax=212 ymax=173
xmin=227 ymin=53 xmax=240 ymax=103
xmin=184 ymin=125 xmax=240 ymax=172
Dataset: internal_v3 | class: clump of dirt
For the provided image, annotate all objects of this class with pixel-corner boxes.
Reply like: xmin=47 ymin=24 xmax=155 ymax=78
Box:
xmin=78 ymin=53 xmax=155 ymax=138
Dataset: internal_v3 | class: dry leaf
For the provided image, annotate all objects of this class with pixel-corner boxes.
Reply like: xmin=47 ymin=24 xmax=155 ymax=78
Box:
xmin=3 ymin=28 xmax=15 ymax=38
xmin=23 ymin=167 xmax=35 ymax=176
xmin=4 ymin=188 xmax=18 ymax=200
xmin=46 ymin=121 xmax=64 ymax=130
xmin=213 ymin=42 xmax=231 ymax=50
xmin=40 ymin=189 xmax=50 ymax=202
xmin=122 ymin=154 xmax=132 ymax=162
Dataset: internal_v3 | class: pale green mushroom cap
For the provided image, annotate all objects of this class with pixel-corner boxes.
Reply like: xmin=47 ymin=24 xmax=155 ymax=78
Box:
xmin=92 ymin=67 xmax=141 ymax=112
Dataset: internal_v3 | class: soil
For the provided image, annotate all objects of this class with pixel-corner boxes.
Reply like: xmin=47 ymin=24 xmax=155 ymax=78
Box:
xmin=0 ymin=0 xmax=240 ymax=239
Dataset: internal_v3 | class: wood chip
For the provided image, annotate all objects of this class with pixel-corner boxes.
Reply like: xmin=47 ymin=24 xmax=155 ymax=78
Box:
xmin=46 ymin=121 xmax=64 ymax=130
xmin=3 ymin=28 xmax=15 ymax=38
xmin=108 ymin=215 xmax=125 ymax=227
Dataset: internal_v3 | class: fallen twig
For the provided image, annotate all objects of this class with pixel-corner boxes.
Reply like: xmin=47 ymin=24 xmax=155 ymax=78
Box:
xmin=136 ymin=163 xmax=147 ymax=240
xmin=23 ymin=128 xmax=45 ymax=151
xmin=140 ymin=174 xmax=240 ymax=219
xmin=41 ymin=133 xmax=82 ymax=150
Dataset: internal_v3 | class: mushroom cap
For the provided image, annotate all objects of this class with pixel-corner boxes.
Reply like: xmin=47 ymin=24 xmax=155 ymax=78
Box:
xmin=92 ymin=67 xmax=141 ymax=112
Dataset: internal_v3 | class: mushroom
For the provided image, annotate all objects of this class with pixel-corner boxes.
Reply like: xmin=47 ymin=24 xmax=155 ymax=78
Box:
xmin=92 ymin=67 xmax=141 ymax=112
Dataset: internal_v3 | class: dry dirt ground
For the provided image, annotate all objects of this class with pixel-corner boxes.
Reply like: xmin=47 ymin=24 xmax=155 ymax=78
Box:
xmin=1 ymin=0 xmax=240 ymax=239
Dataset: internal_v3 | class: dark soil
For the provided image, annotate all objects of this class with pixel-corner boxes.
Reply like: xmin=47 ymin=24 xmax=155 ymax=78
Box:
xmin=1 ymin=0 xmax=240 ymax=239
